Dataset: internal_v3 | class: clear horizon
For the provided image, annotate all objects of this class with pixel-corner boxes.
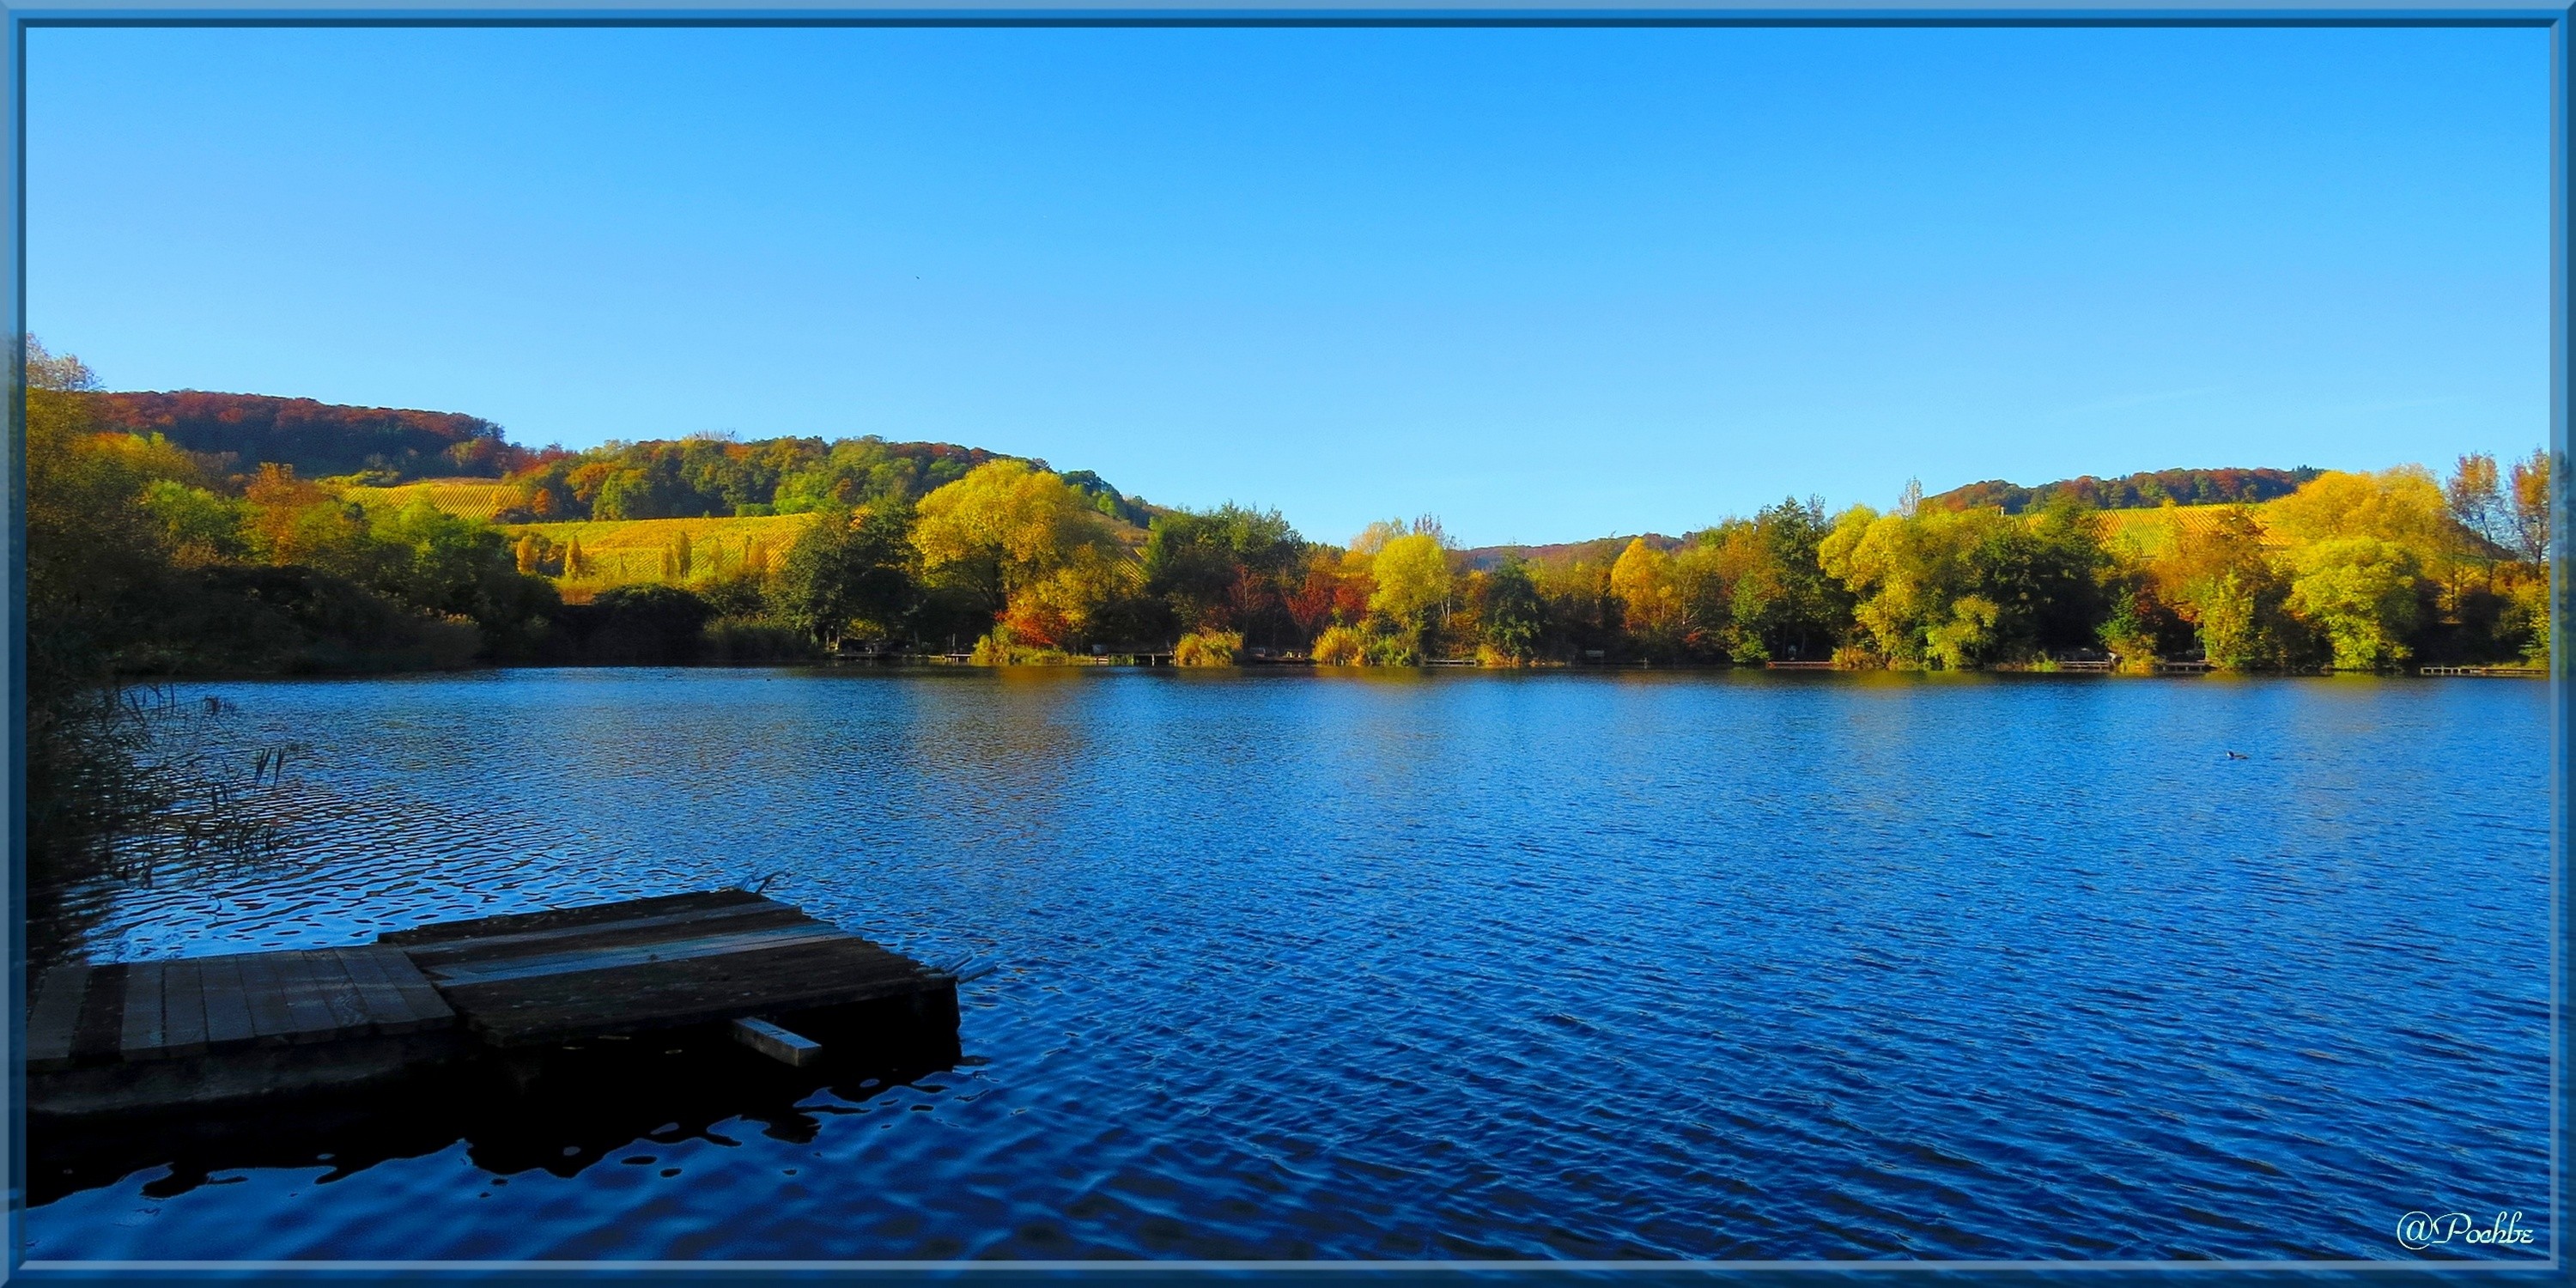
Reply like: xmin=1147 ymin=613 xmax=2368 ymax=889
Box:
xmin=29 ymin=25 xmax=2549 ymax=547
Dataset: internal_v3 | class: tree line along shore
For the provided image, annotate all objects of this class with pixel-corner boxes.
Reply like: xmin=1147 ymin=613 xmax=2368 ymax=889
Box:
xmin=35 ymin=348 xmax=2553 ymax=682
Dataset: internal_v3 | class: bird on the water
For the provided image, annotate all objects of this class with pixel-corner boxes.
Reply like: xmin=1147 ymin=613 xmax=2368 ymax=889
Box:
xmin=2224 ymin=750 xmax=2250 ymax=760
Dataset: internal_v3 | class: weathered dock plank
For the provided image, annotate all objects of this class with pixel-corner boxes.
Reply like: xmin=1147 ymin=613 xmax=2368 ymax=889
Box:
xmin=118 ymin=963 xmax=167 ymax=1059
xmin=70 ymin=964 xmax=129 ymax=1063
xmin=380 ymin=890 xmax=775 ymax=949
xmin=198 ymin=953 xmax=258 ymax=1049
xmin=266 ymin=951 xmax=339 ymax=1043
xmin=387 ymin=900 xmax=803 ymax=963
xmin=382 ymin=892 xmax=950 ymax=1048
xmin=31 ymin=948 xmax=456 ymax=1072
xmin=420 ymin=925 xmax=856 ymax=987
xmin=305 ymin=951 xmax=372 ymax=1032
xmin=732 ymin=1017 xmax=823 ymax=1067
xmin=161 ymin=959 xmax=210 ymax=1058
xmin=27 ymin=966 xmax=91 ymax=1072
xmin=383 ymin=955 xmax=456 ymax=1028
xmin=333 ymin=946 xmax=435 ymax=1034
xmin=437 ymin=940 xmax=940 ymax=1046
xmin=234 ymin=951 xmax=298 ymax=1042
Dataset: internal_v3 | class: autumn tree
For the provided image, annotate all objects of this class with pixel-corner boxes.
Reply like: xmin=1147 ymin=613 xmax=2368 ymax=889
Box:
xmin=1820 ymin=501 xmax=2105 ymax=668
xmin=2510 ymin=449 xmax=2554 ymax=565
xmin=26 ymin=340 xmax=185 ymax=887
xmin=1144 ymin=503 xmax=1303 ymax=641
xmin=1609 ymin=538 xmax=1685 ymax=655
xmin=2447 ymin=453 xmax=2506 ymax=550
xmin=2266 ymin=467 xmax=2454 ymax=563
xmin=1367 ymin=531 xmax=1454 ymax=658
xmin=912 ymin=460 xmax=1137 ymax=649
xmin=2287 ymin=538 xmax=2422 ymax=670
xmin=2148 ymin=505 xmax=2299 ymax=669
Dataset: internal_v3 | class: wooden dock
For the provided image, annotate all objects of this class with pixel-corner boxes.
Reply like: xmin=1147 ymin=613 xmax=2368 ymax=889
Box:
xmin=27 ymin=890 xmax=961 ymax=1118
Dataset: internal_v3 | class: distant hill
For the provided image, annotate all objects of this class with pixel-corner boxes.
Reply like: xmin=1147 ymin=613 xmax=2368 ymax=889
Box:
xmin=72 ymin=390 xmax=1161 ymax=527
xmin=75 ymin=390 xmax=529 ymax=483
xmin=1930 ymin=466 xmax=2319 ymax=514
xmin=1459 ymin=534 xmax=1684 ymax=572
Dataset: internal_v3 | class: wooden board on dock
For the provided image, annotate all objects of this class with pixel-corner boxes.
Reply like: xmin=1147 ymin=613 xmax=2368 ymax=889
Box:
xmin=25 ymin=946 xmax=455 ymax=1074
xmin=380 ymin=890 xmax=947 ymax=1048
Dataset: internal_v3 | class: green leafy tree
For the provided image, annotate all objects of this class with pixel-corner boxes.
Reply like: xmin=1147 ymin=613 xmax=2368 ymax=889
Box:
xmin=2287 ymin=537 xmax=2422 ymax=670
xmin=1820 ymin=501 xmax=2105 ymax=667
xmin=2149 ymin=504 xmax=2301 ymax=668
xmin=27 ymin=348 xmax=186 ymax=887
xmin=1472 ymin=555 xmax=1546 ymax=661
xmin=775 ymin=503 xmax=921 ymax=647
xmin=1144 ymin=503 xmax=1303 ymax=640
xmin=1720 ymin=497 xmax=1850 ymax=662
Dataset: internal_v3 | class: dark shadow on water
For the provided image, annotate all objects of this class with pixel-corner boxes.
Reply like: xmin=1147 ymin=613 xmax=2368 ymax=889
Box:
xmin=29 ymin=999 xmax=960 ymax=1207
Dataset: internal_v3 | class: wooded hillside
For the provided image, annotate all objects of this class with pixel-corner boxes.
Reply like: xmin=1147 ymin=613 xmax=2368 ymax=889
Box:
xmin=73 ymin=390 xmax=529 ymax=483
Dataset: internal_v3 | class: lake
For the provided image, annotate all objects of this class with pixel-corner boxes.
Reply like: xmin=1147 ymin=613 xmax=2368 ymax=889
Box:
xmin=23 ymin=668 xmax=2554 ymax=1262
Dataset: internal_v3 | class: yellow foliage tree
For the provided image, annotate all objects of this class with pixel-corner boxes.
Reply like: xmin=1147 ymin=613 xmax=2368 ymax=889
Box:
xmin=914 ymin=459 xmax=1134 ymax=636
xmin=2287 ymin=536 xmax=2423 ymax=670
xmin=1609 ymin=538 xmax=1683 ymax=645
xmin=1817 ymin=504 xmax=2077 ymax=669
xmin=2510 ymin=448 xmax=2554 ymax=563
xmin=2267 ymin=468 xmax=2454 ymax=563
xmin=1366 ymin=532 xmax=1452 ymax=637
xmin=1349 ymin=519 xmax=1410 ymax=556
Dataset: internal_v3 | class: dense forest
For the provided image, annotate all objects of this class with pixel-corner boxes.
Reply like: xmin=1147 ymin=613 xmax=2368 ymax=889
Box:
xmin=74 ymin=389 xmax=533 ymax=483
xmin=498 ymin=435 xmax=1152 ymax=527
xmin=1930 ymin=467 xmax=2323 ymax=514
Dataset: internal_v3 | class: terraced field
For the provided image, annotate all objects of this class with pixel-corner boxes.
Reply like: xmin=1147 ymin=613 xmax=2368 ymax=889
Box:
xmin=2092 ymin=501 xmax=2282 ymax=557
xmin=341 ymin=478 xmax=522 ymax=521
xmin=502 ymin=513 xmax=818 ymax=587
xmin=332 ymin=477 xmax=823 ymax=588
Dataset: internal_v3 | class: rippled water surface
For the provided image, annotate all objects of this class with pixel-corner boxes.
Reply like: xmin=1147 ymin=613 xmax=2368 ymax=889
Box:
xmin=26 ymin=669 xmax=2554 ymax=1262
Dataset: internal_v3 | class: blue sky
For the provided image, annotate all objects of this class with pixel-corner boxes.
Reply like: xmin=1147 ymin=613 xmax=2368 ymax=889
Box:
xmin=27 ymin=25 xmax=2549 ymax=547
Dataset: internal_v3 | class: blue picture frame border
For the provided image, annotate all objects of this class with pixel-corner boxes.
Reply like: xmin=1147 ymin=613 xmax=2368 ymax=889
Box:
xmin=0 ymin=6 xmax=2563 ymax=1282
